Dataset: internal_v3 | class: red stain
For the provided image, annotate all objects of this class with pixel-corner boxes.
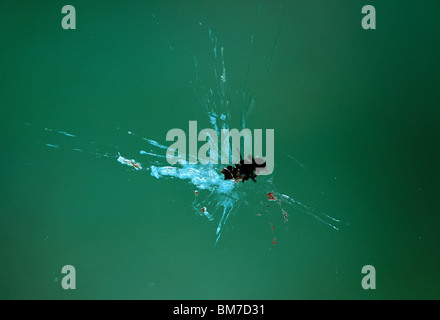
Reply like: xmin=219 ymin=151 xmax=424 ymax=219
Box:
xmin=266 ymin=192 xmax=277 ymax=201
xmin=282 ymin=208 xmax=288 ymax=223
xmin=272 ymin=237 xmax=276 ymax=245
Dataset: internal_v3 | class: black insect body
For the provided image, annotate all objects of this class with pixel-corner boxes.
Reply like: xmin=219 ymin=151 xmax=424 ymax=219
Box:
xmin=221 ymin=155 xmax=266 ymax=183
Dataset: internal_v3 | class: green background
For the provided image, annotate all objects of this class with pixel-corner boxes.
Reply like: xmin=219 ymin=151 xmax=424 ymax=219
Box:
xmin=1 ymin=0 xmax=439 ymax=299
